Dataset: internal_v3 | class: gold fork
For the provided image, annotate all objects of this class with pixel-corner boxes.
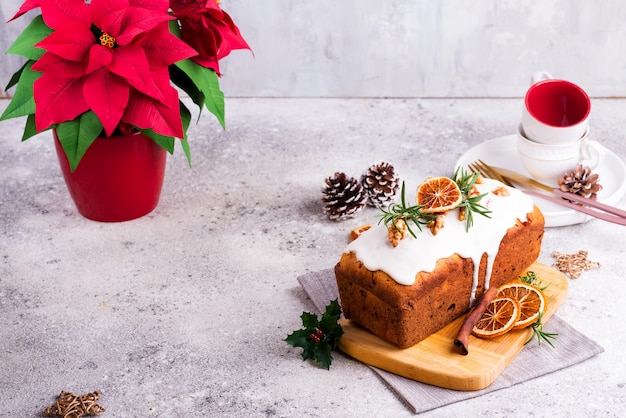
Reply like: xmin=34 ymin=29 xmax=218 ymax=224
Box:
xmin=467 ymin=159 xmax=626 ymax=225
xmin=468 ymin=160 xmax=514 ymax=187
xmin=470 ymin=160 xmax=552 ymax=192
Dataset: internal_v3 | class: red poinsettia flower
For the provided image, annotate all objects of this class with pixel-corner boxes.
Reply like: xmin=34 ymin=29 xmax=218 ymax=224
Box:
xmin=3 ymin=0 xmax=249 ymax=171
xmin=170 ymin=0 xmax=250 ymax=75
xmin=29 ymin=0 xmax=197 ymax=138
xmin=8 ymin=0 xmax=40 ymax=21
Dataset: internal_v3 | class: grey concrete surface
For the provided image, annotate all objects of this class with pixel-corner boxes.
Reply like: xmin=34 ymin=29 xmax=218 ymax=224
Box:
xmin=1 ymin=98 xmax=625 ymax=417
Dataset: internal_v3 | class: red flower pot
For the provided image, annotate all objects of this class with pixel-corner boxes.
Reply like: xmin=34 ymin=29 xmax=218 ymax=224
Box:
xmin=54 ymin=131 xmax=167 ymax=222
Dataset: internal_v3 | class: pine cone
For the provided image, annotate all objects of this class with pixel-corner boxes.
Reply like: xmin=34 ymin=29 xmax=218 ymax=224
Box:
xmin=322 ymin=172 xmax=367 ymax=220
xmin=361 ymin=161 xmax=400 ymax=207
xmin=557 ymin=164 xmax=602 ymax=200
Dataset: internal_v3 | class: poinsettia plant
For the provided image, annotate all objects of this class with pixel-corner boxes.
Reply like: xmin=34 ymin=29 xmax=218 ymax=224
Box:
xmin=0 ymin=0 xmax=250 ymax=171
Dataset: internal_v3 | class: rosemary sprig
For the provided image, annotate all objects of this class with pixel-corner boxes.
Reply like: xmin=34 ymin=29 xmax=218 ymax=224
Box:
xmin=524 ymin=310 xmax=558 ymax=348
xmin=377 ymin=182 xmax=435 ymax=239
xmin=519 ymin=270 xmax=549 ymax=291
xmin=519 ymin=271 xmax=557 ymax=348
xmin=453 ymin=167 xmax=492 ymax=231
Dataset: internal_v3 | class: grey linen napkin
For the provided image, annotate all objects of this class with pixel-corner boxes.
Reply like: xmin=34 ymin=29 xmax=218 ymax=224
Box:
xmin=297 ymin=269 xmax=604 ymax=414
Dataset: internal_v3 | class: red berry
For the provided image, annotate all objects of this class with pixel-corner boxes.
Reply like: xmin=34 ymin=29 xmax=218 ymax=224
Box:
xmin=315 ymin=329 xmax=324 ymax=337
xmin=117 ymin=122 xmax=136 ymax=135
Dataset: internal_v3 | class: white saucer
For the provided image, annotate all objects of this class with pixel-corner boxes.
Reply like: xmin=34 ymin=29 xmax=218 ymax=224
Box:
xmin=455 ymin=135 xmax=626 ymax=227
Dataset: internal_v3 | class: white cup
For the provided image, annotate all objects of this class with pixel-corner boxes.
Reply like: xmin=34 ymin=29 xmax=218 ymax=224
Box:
xmin=521 ymin=71 xmax=591 ymax=145
xmin=516 ymin=125 xmax=605 ymax=184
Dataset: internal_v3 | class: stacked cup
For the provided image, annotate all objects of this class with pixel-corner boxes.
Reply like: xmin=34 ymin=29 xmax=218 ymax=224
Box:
xmin=518 ymin=72 xmax=604 ymax=184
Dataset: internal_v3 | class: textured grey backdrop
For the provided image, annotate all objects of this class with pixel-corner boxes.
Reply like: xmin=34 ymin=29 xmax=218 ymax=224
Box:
xmin=2 ymin=0 xmax=626 ymax=98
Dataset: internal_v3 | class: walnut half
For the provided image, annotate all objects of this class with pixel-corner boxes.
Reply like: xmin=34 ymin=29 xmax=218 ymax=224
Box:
xmin=428 ymin=214 xmax=446 ymax=236
xmin=388 ymin=218 xmax=408 ymax=247
xmin=492 ymin=186 xmax=510 ymax=197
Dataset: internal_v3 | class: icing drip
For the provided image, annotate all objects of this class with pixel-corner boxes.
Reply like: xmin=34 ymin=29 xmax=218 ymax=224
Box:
xmin=344 ymin=179 xmax=534 ymax=304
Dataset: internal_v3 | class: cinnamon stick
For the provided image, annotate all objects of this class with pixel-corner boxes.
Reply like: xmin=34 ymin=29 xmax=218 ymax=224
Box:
xmin=454 ymin=286 xmax=499 ymax=355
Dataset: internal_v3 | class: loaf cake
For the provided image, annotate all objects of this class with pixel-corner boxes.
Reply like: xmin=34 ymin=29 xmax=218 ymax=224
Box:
xmin=334 ymin=177 xmax=545 ymax=348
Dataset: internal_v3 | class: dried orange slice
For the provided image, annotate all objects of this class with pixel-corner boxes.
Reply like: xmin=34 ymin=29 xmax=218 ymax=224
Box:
xmin=471 ymin=296 xmax=521 ymax=339
xmin=497 ymin=281 xmax=546 ymax=329
xmin=416 ymin=177 xmax=463 ymax=214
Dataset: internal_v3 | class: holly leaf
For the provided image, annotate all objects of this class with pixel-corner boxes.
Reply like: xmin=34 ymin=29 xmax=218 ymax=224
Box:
xmin=285 ymin=299 xmax=344 ymax=369
xmin=320 ymin=301 xmax=344 ymax=348
xmin=313 ymin=342 xmax=333 ymax=370
xmin=300 ymin=312 xmax=320 ymax=329
xmin=320 ymin=299 xmax=342 ymax=325
xmin=285 ymin=329 xmax=313 ymax=358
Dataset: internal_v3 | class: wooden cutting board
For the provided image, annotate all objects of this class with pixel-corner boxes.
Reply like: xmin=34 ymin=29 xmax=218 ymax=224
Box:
xmin=337 ymin=262 xmax=568 ymax=391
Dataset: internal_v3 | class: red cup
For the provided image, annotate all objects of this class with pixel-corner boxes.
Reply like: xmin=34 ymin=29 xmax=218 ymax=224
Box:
xmin=521 ymin=74 xmax=590 ymax=145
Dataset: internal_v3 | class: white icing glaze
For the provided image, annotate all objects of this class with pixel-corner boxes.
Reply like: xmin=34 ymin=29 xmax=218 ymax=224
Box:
xmin=343 ymin=179 xmax=535 ymax=304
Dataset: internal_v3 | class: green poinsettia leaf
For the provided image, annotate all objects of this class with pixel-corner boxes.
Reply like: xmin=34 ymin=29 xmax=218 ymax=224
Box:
xmin=168 ymin=19 xmax=183 ymax=38
xmin=168 ymin=21 xmax=205 ymax=116
xmin=179 ymin=101 xmax=192 ymax=166
xmin=140 ymin=101 xmax=193 ymax=165
xmin=170 ymin=64 xmax=205 ymax=118
xmin=5 ymin=60 xmax=29 ymax=92
xmin=180 ymin=138 xmax=191 ymax=165
xmin=55 ymin=111 xmax=102 ymax=172
xmin=198 ymin=68 xmax=225 ymax=128
xmin=21 ymin=114 xmax=41 ymax=141
xmin=139 ymin=129 xmax=176 ymax=154
xmin=179 ymin=101 xmax=192 ymax=138
xmin=0 ymin=61 xmax=39 ymax=121
xmin=174 ymin=58 xmax=225 ymax=129
xmin=6 ymin=15 xmax=52 ymax=60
